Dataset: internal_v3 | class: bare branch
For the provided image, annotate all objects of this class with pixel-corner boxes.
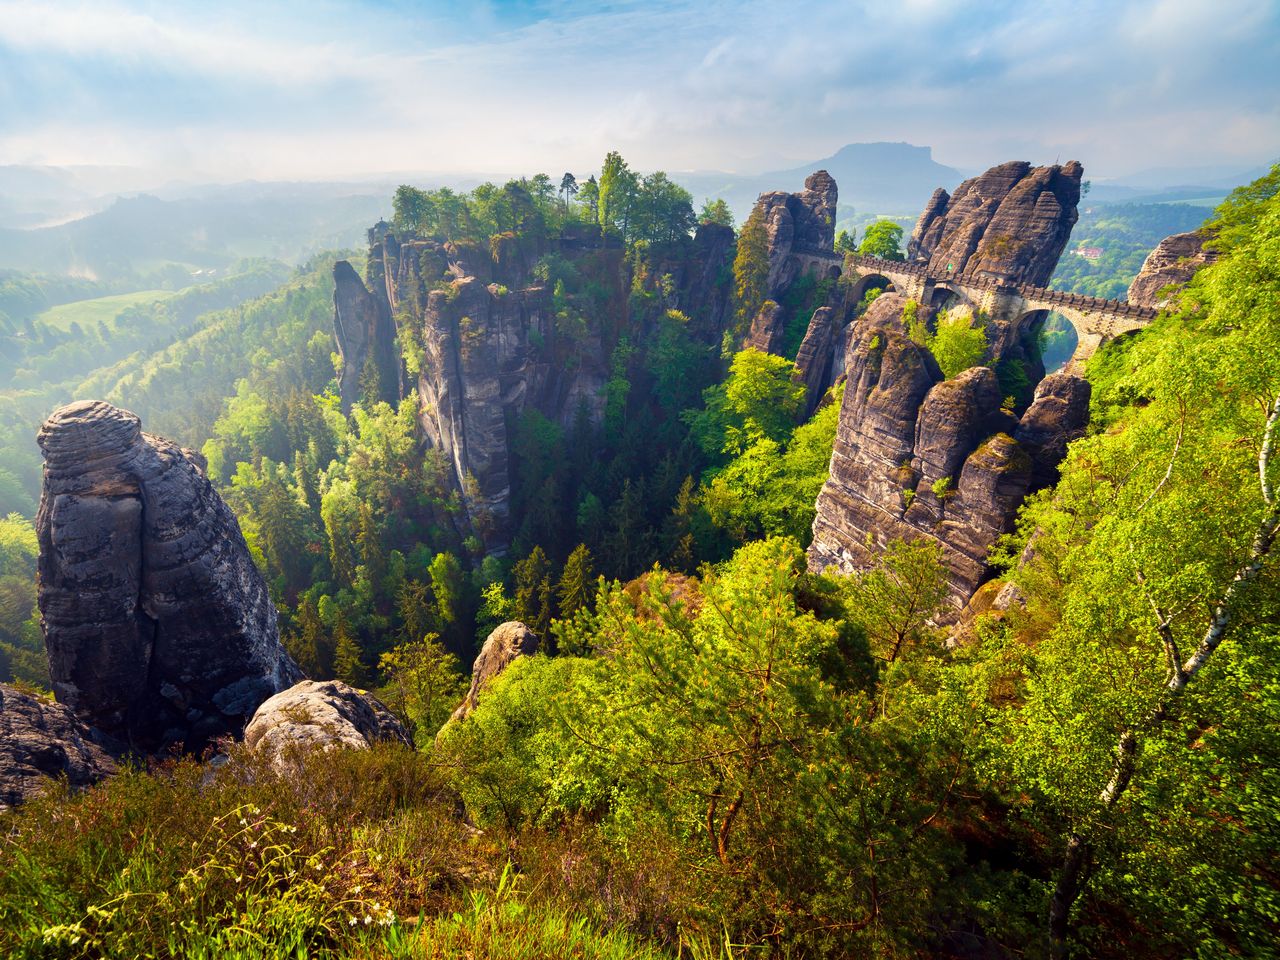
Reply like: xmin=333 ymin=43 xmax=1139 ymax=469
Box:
xmin=1135 ymin=400 xmax=1186 ymax=515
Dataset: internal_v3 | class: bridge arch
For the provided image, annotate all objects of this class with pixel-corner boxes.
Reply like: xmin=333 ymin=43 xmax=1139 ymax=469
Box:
xmin=847 ymin=272 xmax=896 ymax=308
xmin=928 ymin=281 xmax=974 ymax=315
xmin=1012 ymin=308 xmax=1079 ymax=375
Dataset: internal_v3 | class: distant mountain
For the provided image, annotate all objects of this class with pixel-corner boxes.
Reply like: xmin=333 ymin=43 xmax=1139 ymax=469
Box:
xmin=770 ymin=142 xmax=963 ymax=213
xmin=675 ymin=141 xmax=963 ymax=224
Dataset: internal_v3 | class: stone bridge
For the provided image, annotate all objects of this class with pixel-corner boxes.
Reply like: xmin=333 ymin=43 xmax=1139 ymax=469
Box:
xmin=797 ymin=251 xmax=1159 ymax=370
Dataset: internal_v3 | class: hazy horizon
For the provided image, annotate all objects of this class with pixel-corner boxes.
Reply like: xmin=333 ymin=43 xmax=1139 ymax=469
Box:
xmin=2 ymin=0 xmax=1278 ymax=188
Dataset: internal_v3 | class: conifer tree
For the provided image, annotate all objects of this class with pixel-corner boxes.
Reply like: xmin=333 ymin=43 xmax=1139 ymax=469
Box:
xmin=732 ymin=207 xmax=769 ymax=335
xmin=332 ymin=611 xmax=367 ymax=687
xmin=513 ymin=545 xmax=555 ymax=636
xmin=557 ymin=543 xmax=596 ymax=618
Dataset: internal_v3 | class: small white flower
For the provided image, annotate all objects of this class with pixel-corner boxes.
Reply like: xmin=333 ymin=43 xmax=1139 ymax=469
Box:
xmin=249 ymin=842 xmax=257 ymax=849
xmin=353 ymin=885 xmax=362 ymax=893
xmin=348 ymin=917 xmax=358 ymax=927
xmin=363 ymin=915 xmax=372 ymax=925
xmin=239 ymin=818 xmax=248 ymax=826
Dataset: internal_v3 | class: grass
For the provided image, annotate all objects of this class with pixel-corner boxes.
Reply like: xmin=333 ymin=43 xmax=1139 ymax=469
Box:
xmin=35 ymin=289 xmax=178 ymax=331
xmin=0 ymin=744 xmax=688 ymax=960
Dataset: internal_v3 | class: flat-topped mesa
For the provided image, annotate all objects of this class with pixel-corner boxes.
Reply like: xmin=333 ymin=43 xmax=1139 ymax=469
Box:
xmin=1126 ymin=230 xmax=1218 ymax=309
xmin=807 ymin=296 xmax=1090 ymax=614
xmin=36 ymin=400 xmax=301 ymax=754
xmin=908 ymin=160 xmax=1083 ymax=287
xmin=753 ymin=170 xmax=839 ymax=296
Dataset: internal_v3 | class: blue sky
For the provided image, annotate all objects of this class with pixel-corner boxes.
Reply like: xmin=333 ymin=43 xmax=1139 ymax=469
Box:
xmin=0 ymin=0 xmax=1277 ymax=182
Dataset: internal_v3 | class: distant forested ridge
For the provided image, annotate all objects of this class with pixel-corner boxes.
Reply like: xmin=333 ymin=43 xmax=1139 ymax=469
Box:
xmin=1050 ymin=200 xmax=1211 ymax=297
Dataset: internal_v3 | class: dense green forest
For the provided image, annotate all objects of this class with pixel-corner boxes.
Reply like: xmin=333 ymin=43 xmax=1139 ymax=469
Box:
xmin=0 ymin=159 xmax=1276 ymax=959
xmin=1049 ymin=201 xmax=1211 ymax=297
xmin=0 ymin=260 xmax=293 ymax=515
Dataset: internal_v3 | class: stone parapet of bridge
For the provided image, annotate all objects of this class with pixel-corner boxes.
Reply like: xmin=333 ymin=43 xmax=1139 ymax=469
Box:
xmin=833 ymin=254 xmax=1161 ymax=369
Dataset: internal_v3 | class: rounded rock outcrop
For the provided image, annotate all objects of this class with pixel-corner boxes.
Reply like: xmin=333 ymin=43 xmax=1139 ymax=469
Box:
xmin=1 ymin=683 xmax=117 ymax=812
xmin=445 ymin=621 xmax=540 ymax=728
xmin=244 ymin=680 xmax=411 ymax=761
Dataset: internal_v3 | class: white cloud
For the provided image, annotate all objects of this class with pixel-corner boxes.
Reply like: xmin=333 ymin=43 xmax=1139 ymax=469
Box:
xmin=0 ymin=0 xmax=1276 ymax=181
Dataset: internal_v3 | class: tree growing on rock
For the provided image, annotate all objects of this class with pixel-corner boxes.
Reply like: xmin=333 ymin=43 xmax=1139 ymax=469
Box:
xmin=859 ymin=220 xmax=905 ymax=261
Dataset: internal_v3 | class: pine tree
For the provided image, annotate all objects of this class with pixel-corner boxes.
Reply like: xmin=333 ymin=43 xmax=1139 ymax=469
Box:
xmin=284 ymin=594 xmax=327 ymax=677
xmin=557 ymin=543 xmax=596 ymax=618
xmin=332 ymin=611 xmax=367 ymax=687
xmin=513 ymin=545 xmax=555 ymax=636
xmin=732 ymin=207 xmax=769 ymax=335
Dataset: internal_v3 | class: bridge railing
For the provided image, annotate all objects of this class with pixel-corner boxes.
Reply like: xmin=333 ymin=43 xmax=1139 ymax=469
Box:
xmin=842 ymin=254 xmax=1159 ymax=321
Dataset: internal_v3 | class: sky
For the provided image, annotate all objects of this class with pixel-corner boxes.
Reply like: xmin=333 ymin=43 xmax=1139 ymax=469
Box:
xmin=1 ymin=0 xmax=1277 ymax=184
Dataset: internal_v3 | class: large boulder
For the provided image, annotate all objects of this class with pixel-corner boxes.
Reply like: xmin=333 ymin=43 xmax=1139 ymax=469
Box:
xmin=1126 ymin=230 xmax=1217 ymax=309
xmin=908 ymin=160 xmax=1083 ymax=286
xmin=244 ymin=680 xmax=411 ymax=761
xmin=447 ymin=621 xmax=540 ymax=726
xmin=36 ymin=400 xmax=302 ymax=754
xmin=1 ymin=683 xmax=117 ymax=811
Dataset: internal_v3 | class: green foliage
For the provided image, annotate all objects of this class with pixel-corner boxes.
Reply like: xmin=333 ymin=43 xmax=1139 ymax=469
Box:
xmin=0 ymin=745 xmax=665 ymax=960
xmin=702 ymin=384 xmax=844 ymax=545
xmin=556 ymin=543 xmax=596 ymax=619
xmin=447 ymin=538 xmax=976 ymax=954
xmin=0 ymin=513 xmax=46 ymax=686
xmin=377 ymin=636 xmax=467 ymax=747
xmin=926 ymin=308 xmax=988 ymax=378
xmin=697 ymin=198 xmax=734 ymax=228
xmin=686 ymin=349 xmax=806 ymax=461
xmin=835 ymin=228 xmax=857 ymax=255
xmin=981 ymin=165 xmax=1280 ymax=956
xmin=731 ymin=208 xmax=769 ymax=334
xmin=858 ymin=220 xmax=905 ymax=261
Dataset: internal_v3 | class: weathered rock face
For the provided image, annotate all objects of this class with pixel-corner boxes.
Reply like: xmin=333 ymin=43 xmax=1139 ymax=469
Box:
xmin=754 ymin=170 xmax=839 ymax=295
xmin=793 ymin=306 xmax=841 ymax=415
xmin=1013 ymin=373 xmax=1092 ymax=490
xmin=446 ymin=621 xmax=539 ymax=726
xmin=244 ymin=680 xmax=411 ymax=761
xmin=1 ymin=683 xmax=117 ymax=811
xmin=807 ymin=296 xmax=1090 ymax=614
xmin=743 ymin=300 xmax=785 ymax=355
xmin=36 ymin=400 xmax=302 ymax=753
xmin=908 ymin=160 xmax=1083 ymax=286
xmin=359 ymin=221 xmax=734 ymax=551
xmin=657 ymin=223 xmax=737 ymax=343
xmin=1126 ymin=230 xmax=1217 ymax=308
xmin=333 ymin=258 xmax=404 ymax=412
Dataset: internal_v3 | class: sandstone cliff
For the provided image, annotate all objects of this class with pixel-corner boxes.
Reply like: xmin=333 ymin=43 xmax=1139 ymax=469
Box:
xmin=807 ymin=296 xmax=1090 ymax=614
xmin=1126 ymin=230 xmax=1217 ymax=308
xmin=908 ymin=160 xmax=1083 ymax=286
xmin=754 ymin=170 xmax=839 ymax=296
xmin=333 ymin=256 xmax=405 ymax=412
xmin=354 ymin=220 xmax=734 ymax=551
xmin=36 ymin=400 xmax=302 ymax=753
